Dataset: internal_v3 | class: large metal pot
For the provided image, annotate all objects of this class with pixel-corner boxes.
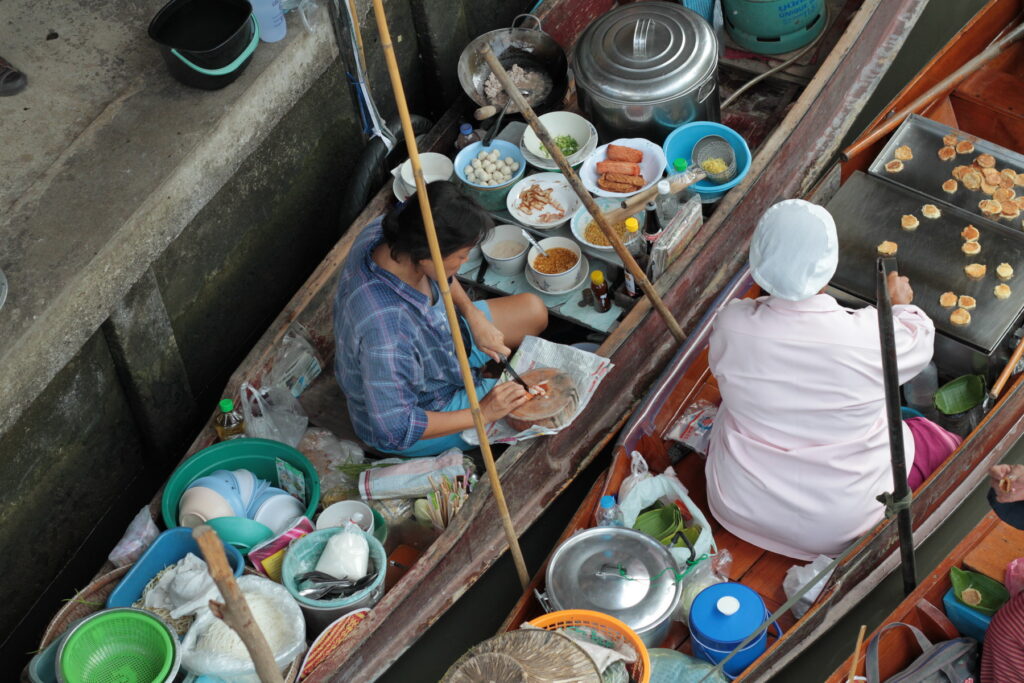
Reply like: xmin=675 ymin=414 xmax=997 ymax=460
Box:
xmin=545 ymin=527 xmax=681 ymax=647
xmin=574 ymin=2 xmax=719 ymax=143
xmin=457 ymin=14 xmax=568 ymax=115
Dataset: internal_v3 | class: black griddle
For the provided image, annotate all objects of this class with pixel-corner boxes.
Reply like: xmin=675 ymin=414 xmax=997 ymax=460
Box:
xmin=827 ymin=171 xmax=1024 ymax=354
xmin=868 ymin=114 xmax=1024 ymax=227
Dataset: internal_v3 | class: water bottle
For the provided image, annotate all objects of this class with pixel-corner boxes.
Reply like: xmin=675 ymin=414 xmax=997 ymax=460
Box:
xmin=903 ymin=361 xmax=939 ymax=420
xmin=454 ymin=123 xmax=482 ymax=151
xmin=595 ymin=495 xmax=625 ymax=527
xmin=251 ymin=0 xmax=287 ymax=43
xmin=623 ymin=218 xmax=645 ymax=299
xmin=655 ymin=180 xmax=683 ymax=228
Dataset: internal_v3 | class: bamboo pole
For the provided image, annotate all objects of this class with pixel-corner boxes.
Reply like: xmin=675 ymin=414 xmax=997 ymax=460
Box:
xmin=847 ymin=624 xmax=867 ymax=682
xmin=842 ymin=21 xmax=1024 ymax=161
xmin=479 ymin=46 xmax=686 ymax=343
xmin=369 ymin=0 xmax=530 ymax=588
xmin=194 ymin=525 xmax=284 ymax=683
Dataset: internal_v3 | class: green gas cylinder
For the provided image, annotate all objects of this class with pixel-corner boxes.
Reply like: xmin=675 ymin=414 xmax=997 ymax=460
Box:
xmin=722 ymin=0 xmax=826 ymax=55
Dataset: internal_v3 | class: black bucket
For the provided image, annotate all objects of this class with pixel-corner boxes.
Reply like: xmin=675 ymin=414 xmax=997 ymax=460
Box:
xmin=149 ymin=0 xmax=258 ymax=90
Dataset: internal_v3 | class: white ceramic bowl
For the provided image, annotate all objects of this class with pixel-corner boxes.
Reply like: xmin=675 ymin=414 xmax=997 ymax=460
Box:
xmin=527 ymin=236 xmax=583 ymax=292
xmin=179 ymin=486 xmax=237 ymax=528
xmin=580 ymin=138 xmax=668 ymax=198
xmin=253 ymin=492 xmax=306 ymax=535
xmin=522 ymin=112 xmax=595 ymax=162
xmin=316 ymin=500 xmax=375 ymax=533
xmin=506 ymin=173 xmax=582 ymax=229
xmin=481 ymin=225 xmax=529 ymax=275
xmin=400 ymin=152 xmax=455 ymax=188
xmin=570 ymin=198 xmax=646 ymax=252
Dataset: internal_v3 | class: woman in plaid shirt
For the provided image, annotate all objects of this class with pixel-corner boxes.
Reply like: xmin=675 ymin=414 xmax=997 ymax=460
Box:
xmin=334 ymin=182 xmax=548 ymax=456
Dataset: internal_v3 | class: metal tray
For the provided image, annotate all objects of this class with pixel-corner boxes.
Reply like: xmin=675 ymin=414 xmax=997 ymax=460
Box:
xmin=827 ymin=171 xmax=1024 ymax=354
xmin=868 ymin=114 xmax=1024 ymax=227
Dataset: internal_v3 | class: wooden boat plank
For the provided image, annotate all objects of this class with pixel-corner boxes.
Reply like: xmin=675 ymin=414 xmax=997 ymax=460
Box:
xmin=963 ymin=521 xmax=1024 ymax=582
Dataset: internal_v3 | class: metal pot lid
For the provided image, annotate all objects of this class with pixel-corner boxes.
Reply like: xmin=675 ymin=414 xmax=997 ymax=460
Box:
xmin=546 ymin=527 xmax=681 ymax=633
xmin=574 ymin=3 xmax=718 ymax=104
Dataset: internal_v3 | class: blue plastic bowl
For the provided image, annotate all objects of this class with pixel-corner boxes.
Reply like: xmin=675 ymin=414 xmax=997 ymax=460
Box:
xmin=662 ymin=122 xmax=752 ymax=202
xmin=453 ymin=140 xmax=526 ymax=211
xmin=106 ymin=527 xmax=244 ymax=608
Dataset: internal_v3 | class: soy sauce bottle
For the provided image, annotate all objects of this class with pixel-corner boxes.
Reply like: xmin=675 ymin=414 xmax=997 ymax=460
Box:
xmin=591 ymin=271 xmax=611 ymax=312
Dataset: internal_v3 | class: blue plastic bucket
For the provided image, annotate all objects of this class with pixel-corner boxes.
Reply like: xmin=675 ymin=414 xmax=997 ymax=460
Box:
xmin=663 ymin=122 xmax=752 ymax=202
xmin=689 ymin=582 xmax=782 ymax=679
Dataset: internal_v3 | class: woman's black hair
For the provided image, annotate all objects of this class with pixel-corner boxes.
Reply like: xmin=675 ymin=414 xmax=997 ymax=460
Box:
xmin=382 ymin=181 xmax=493 ymax=262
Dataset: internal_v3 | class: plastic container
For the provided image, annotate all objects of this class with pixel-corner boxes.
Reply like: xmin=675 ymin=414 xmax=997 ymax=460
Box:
xmin=529 ymin=610 xmax=650 ymax=683
xmin=206 ymin=516 xmax=275 ymax=553
xmin=595 ymin=495 xmax=624 ymax=527
xmin=57 ymin=608 xmax=180 ymax=683
xmin=943 ymin=586 xmax=992 ymax=642
xmin=251 ymin=0 xmax=286 ymax=42
xmin=148 ymin=0 xmax=260 ymax=90
xmin=162 ymin=438 xmax=320 ymax=529
xmin=107 ymin=527 xmax=244 ymax=608
xmin=282 ymin=528 xmax=387 ymax=635
xmin=663 ymin=122 xmax=752 ymax=203
xmin=689 ymin=582 xmax=782 ymax=678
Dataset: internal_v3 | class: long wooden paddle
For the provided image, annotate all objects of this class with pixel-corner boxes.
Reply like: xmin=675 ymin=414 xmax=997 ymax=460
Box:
xmin=369 ymin=0 xmax=530 ymax=588
xmin=479 ymin=46 xmax=687 ymax=344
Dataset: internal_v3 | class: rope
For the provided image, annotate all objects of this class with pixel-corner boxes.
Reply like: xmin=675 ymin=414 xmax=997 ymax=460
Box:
xmin=876 ymin=490 xmax=913 ymax=520
xmin=600 ymin=553 xmax=710 ymax=585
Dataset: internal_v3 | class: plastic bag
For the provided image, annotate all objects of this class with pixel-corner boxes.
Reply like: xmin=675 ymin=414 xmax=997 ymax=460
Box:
xmin=619 ymin=467 xmax=716 ymax=562
xmin=618 ymin=451 xmax=652 ymax=502
xmin=665 ymin=399 xmax=717 ymax=456
xmin=264 ymin=325 xmax=323 ymax=398
xmin=108 ymin=506 xmax=160 ymax=567
xmin=673 ymin=549 xmax=732 ymax=622
xmin=315 ymin=521 xmax=369 ymax=580
xmin=181 ymin=575 xmax=306 ymax=682
xmin=648 ymin=194 xmax=702 ymax=282
xmin=1006 ymin=557 xmax=1024 ymax=598
xmin=783 ymin=554 xmax=835 ymax=619
xmin=298 ymin=427 xmax=364 ymax=506
xmin=240 ymin=381 xmax=308 ymax=447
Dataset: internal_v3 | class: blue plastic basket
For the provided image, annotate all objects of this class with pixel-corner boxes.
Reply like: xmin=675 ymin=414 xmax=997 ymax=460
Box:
xmin=682 ymin=0 xmax=715 ymax=23
xmin=106 ymin=527 xmax=244 ymax=608
xmin=663 ymin=122 xmax=752 ymax=202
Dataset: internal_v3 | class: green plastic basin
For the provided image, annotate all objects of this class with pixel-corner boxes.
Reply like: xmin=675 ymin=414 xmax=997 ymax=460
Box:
xmin=162 ymin=438 xmax=320 ymax=529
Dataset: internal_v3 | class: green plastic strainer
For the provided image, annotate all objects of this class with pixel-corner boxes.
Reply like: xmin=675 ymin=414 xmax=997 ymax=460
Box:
xmin=57 ymin=608 xmax=178 ymax=683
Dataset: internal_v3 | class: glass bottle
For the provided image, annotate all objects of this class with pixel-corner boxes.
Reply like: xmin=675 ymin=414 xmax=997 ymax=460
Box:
xmin=214 ymin=399 xmax=246 ymax=441
xmin=591 ymin=271 xmax=611 ymax=312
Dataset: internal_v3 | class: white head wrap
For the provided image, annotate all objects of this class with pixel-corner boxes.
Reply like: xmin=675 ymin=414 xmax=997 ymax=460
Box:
xmin=749 ymin=199 xmax=838 ymax=301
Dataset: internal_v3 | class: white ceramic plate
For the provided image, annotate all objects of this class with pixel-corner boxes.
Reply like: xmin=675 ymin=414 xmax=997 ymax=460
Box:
xmin=506 ymin=173 xmax=582 ymax=229
xmin=579 ymin=138 xmax=668 ymax=198
xmin=525 ymin=253 xmax=591 ymax=296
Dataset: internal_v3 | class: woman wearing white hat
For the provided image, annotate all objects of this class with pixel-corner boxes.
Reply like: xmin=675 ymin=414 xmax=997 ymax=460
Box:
xmin=705 ymin=199 xmax=961 ymax=560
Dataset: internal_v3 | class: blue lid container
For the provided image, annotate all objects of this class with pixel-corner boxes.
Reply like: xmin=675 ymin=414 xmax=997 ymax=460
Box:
xmin=107 ymin=527 xmax=244 ymax=608
xmin=689 ymin=582 xmax=781 ymax=678
xmin=942 ymin=586 xmax=993 ymax=642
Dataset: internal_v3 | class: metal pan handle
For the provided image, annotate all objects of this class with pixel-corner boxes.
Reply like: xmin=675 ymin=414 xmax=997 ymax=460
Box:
xmin=512 ymin=14 xmax=543 ymax=31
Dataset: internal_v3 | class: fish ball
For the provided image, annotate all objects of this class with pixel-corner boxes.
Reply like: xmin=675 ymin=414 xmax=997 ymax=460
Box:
xmin=466 ymin=170 xmax=477 ymax=182
xmin=503 ymin=157 xmax=514 ymax=166
xmin=478 ymin=171 xmax=491 ymax=182
xmin=471 ymin=159 xmax=482 ymax=169
xmin=510 ymin=162 xmax=520 ymax=171
xmin=483 ymin=162 xmax=495 ymax=172
xmin=464 ymin=165 xmax=473 ymax=176
xmin=489 ymin=149 xmax=500 ymax=161
xmin=477 ymin=151 xmax=489 ymax=161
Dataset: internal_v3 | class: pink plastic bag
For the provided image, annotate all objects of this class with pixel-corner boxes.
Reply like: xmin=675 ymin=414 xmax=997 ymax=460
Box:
xmin=1006 ymin=557 xmax=1024 ymax=597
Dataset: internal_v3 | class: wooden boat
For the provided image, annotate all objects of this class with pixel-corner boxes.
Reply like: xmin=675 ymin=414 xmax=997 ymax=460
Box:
xmin=827 ymin=511 xmax=1024 ymax=681
xmin=35 ymin=0 xmax=933 ymax=679
xmin=501 ymin=1 xmax=1024 ymax=680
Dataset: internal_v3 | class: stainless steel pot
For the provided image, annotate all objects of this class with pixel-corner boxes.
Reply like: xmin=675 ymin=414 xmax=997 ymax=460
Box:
xmin=574 ymin=2 xmax=719 ymax=143
xmin=544 ymin=527 xmax=681 ymax=647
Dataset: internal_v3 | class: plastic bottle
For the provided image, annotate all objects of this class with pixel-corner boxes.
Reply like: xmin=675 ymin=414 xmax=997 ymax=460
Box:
xmin=595 ymin=495 xmax=625 ymax=527
xmin=655 ymin=179 xmax=683 ymax=228
xmin=251 ymin=0 xmax=287 ymax=43
xmin=623 ymin=218 xmax=645 ymax=299
xmin=214 ymin=399 xmax=246 ymax=441
xmin=904 ymin=361 xmax=939 ymax=419
xmin=591 ymin=271 xmax=611 ymax=312
xmin=454 ymin=123 xmax=482 ymax=151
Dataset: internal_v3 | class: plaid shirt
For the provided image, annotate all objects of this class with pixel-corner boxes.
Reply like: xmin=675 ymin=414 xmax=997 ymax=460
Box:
xmin=333 ymin=218 xmax=473 ymax=451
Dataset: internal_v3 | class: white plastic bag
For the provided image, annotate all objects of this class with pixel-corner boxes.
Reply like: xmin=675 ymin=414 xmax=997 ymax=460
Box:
xmin=783 ymin=554 xmax=835 ymax=619
xmin=673 ymin=549 xmax=732 ymax=623
xmin=264 ymin=325 xmax=322 ymax=398
xmin=298 ymin=427 xmax=364 ymax=507
xmin=181 ymin=575 xmax=305 ymax=683
xmin=240 ymin=381 xmax=307 ymax=447
xmin=108 ymin=506 xmax=160 ymax=567
xmin=315 ymin=522 xmax=369 ymax=580
xmin=665 ymin=399 xmax=717 ymax=456
xmin=618 ymin=451 xmax=652 ymax=502
xmin=619 ymin=468 xmax=716 ymax=563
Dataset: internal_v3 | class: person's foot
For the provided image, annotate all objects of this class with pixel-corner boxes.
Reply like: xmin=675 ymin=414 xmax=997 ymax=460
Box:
xmin=0 ymin=55 xmax=27 ymax=96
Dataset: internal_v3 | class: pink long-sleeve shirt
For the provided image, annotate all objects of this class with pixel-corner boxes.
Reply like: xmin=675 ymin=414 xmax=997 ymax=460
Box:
xmin=706 ymin=294 xmax=935 ymax=560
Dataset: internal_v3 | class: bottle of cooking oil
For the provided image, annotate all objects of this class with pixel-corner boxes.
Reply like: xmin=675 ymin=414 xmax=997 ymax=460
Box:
xmin=214 ymin=399 xmax=246 ymax=441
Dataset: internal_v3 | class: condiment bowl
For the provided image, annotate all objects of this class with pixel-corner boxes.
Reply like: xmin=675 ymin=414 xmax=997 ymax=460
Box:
xmin=570 ymin=197 xmax=646 ymax=252
xmin=506 ymin=172 xmax=581 ymax=229
xmin=399 ymin=152 xmax=454 ymax=188
xmin=521 ymin=111 xmax=595 ymax=165
xmin=480 ymin=224 xmax=529 ymax=275
xmin=527 ymin=236 xmax=582 ymax=292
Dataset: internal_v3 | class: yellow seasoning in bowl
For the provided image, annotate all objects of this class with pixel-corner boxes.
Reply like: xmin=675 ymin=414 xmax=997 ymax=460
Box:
xmin=701 ymin=157 xmax=728 ymax=174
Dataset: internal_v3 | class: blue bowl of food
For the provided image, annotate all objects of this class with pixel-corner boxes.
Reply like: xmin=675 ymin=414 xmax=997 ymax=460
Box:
xmin=663 ymin=122 xmax=751 ymax=202
xmin=454 ymin=140 xmax=526 ymax=211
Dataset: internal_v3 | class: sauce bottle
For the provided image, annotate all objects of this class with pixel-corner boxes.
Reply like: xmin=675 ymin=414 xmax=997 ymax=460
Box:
xmin=214 ymin=398 xmax=246 ymax=441
xmin=623 ymin=218 xmax=644 ymax=299
xmin=454 ymin=123 xmax=482 ymax=151
xmin=591 ymin=270 xmax=611 ymax=312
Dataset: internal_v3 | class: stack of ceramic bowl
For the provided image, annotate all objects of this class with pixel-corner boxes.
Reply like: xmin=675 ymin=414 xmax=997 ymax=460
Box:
xmin=520 ymin=111 xmax=598 ymax=171
xmin=178 ymin=469 xmax=305 ymax=537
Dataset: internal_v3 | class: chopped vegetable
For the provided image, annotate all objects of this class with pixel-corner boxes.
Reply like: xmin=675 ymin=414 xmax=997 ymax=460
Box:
xmin=541 ymin=135 xmax=580 ymax=158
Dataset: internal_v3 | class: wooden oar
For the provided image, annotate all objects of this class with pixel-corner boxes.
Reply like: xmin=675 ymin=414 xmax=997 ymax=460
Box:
xmin=842 ymin=21 xmax=1024 ymax=161
xmin=988 ymin=331 xmax=1024 ymax=403
xmin=847 ymin=624 xmax=867 ymax=682
xmin=369 ymin=0 xmax=530 ymax=588
xmin=479 ymin=46 xmax=687 ymax=344
xmin=194 ymin=525 xmax=285 ymax=683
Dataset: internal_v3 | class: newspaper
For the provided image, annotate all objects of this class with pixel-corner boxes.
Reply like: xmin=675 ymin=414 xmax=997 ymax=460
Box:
xmin=461 ymin=336 xmax=614 ymax=445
